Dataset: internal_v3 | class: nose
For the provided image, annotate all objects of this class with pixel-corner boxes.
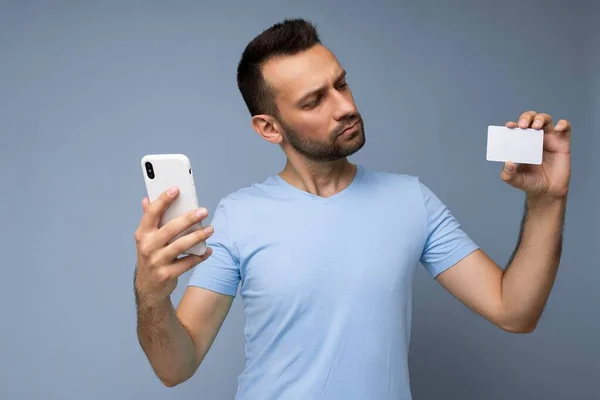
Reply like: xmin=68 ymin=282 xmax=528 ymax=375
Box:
xmin=332 ymin=90 xmax=356 ymax=121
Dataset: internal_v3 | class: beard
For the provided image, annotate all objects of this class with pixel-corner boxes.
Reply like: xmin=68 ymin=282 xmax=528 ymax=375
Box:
xmin=279 ymin=113 xmax=366 ymax=162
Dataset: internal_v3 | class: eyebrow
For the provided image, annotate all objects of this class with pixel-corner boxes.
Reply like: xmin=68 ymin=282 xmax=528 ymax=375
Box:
xmin=296 ymin=69 xmax=347 ymax=106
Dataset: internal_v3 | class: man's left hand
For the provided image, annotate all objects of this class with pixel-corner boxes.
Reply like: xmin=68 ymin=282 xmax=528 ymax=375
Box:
xmin=501 ymin=110 xmax=571 ymax=199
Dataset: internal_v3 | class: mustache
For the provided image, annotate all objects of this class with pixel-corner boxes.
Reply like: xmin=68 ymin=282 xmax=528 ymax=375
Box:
xmin=333 ymin=114 xmax=361 ymax=136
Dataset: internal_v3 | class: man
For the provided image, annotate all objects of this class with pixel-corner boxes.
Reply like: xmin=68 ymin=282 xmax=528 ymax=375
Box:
xmin=134 ymin=19 xmax=571 ymax=399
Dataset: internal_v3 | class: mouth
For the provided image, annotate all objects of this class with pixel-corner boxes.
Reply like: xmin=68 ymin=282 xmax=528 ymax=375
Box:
xmin=338 ymin=120 xmax=360 ymax=136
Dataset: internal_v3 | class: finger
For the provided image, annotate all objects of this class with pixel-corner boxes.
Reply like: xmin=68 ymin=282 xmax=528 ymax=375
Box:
xmin=161 ymin=224 xmax=214 ymax=261
xmin=142 ymin=197 xmax=150 ymax=213
xmin=139 ymin=187 xmax=179 ymax=232
xmin=531 ymin=112 xmax=553 ymax=132
xmin=518 ymin=110 xmax=537 ymax=128
xmin=170 ymin=247 xmax=213 ymax=277
xmin=505 ymin=121 xmax=518 ymax=128
xmin=554 ymin=119 xmax=571 ymax=134
xmin=155 ymin=207 xmax=209 ymax=246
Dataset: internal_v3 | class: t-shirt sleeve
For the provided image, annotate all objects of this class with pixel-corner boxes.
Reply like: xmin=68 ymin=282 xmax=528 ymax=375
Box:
xmin=418 ymin=180 xmax=480 ymax=278
xmin=187 ymin=199 xmax=240 ymax=297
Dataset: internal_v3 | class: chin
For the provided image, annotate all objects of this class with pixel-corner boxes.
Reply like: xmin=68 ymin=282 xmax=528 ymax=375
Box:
xmin=339 ymin=130 xmax=366 ymax=157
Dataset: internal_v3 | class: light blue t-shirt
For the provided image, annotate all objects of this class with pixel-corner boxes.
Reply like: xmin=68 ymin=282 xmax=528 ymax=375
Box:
xmin=188 ymin=165 xmax=479 ymax=400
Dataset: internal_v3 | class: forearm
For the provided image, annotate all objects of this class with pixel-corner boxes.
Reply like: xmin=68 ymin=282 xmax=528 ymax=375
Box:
xmin=500 ymin=195 xmax=567 ymax=331
xmin=136 ymin=296 xmax=198 ymax=386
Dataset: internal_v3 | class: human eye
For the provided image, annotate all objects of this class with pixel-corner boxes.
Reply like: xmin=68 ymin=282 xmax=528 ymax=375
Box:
xmin=304 ymin=95 xmax=322 ymax=109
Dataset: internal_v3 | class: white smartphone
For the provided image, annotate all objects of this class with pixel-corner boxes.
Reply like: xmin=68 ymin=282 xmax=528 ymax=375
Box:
xmin=141 ymin=154 xmax=208 ymax=256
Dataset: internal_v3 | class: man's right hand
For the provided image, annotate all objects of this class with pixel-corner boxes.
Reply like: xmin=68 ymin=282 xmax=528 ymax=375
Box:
xmin=134 ymin=186 xmax=214 ymax=307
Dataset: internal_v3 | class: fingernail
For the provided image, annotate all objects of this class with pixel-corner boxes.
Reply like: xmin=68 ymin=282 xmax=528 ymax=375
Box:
xmin=196 ymin=208 xmax=208 ymax=218
xmin=519 ymin=119 xmax=528 ymax=127
xmin=504 ymin=164 xmax=514 ymax=173
xmin=168 ymin=187 xmax=178 ymax=196
xmin=204 ymin=225 xmax=214 ymax=234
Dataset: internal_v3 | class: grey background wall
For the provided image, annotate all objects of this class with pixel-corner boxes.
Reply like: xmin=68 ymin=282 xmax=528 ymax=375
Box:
xmin=1 ymin=1 xmax=597 ymax=399
xmin=591 ymin=2 xmax=600 ymax=286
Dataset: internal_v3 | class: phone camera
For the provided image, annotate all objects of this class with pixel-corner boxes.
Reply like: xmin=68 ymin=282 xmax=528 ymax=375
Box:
xmin=145 ymin=162 xmax=155 ymax=179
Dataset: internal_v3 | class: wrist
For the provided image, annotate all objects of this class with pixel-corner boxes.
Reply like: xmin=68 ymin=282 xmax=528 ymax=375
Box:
xmin=526 ymin=193 xmax=567 ymax=210
xmin=135 ymin=287 xmax=171 ymax=311
xmin=525 ymin=194 xmax=567 ymax=223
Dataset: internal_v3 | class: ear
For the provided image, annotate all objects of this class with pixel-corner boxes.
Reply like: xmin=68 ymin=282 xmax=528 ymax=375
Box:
xmin=251 ymin=114 xmax=284 ymax=144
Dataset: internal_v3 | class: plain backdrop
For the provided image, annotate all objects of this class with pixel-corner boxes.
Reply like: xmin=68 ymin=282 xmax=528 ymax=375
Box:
xmin=1 ymin=1 xmax=598 ymax=399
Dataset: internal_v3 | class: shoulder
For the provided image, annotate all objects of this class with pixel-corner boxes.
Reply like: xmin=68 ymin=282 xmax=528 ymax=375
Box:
xmin=368 ymin=169 xmax=417 ymax=183
xmin=360 ymin=166 xmax=424 ymax=195
xmin=211 ymin=174 xmax=279 ymax=214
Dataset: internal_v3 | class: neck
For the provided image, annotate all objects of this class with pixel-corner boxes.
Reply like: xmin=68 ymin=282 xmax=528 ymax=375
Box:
xmin=279 ymin=157 xmax=357 ymax=198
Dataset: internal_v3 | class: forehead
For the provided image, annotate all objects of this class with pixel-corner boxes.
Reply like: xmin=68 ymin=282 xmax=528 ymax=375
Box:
xmin=262 ymin=44 xmax=343 ymax=102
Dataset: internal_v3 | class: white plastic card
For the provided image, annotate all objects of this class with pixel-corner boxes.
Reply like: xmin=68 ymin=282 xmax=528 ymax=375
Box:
xmin=486 ymin=125 xmax=543 ymax=165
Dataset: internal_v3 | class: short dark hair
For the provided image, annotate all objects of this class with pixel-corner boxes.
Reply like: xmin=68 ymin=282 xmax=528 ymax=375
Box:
xmin=236 ymin=18 xmax=321 ymax=117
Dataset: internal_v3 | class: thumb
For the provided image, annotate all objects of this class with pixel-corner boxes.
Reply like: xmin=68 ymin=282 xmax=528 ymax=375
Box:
xmin=500 ymin=161 xmax=523 ymax=187
xmin=503 ymin=161 xmax=517 ymax=174
xmin=142 ymin=197 xmax=150 ymax=213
